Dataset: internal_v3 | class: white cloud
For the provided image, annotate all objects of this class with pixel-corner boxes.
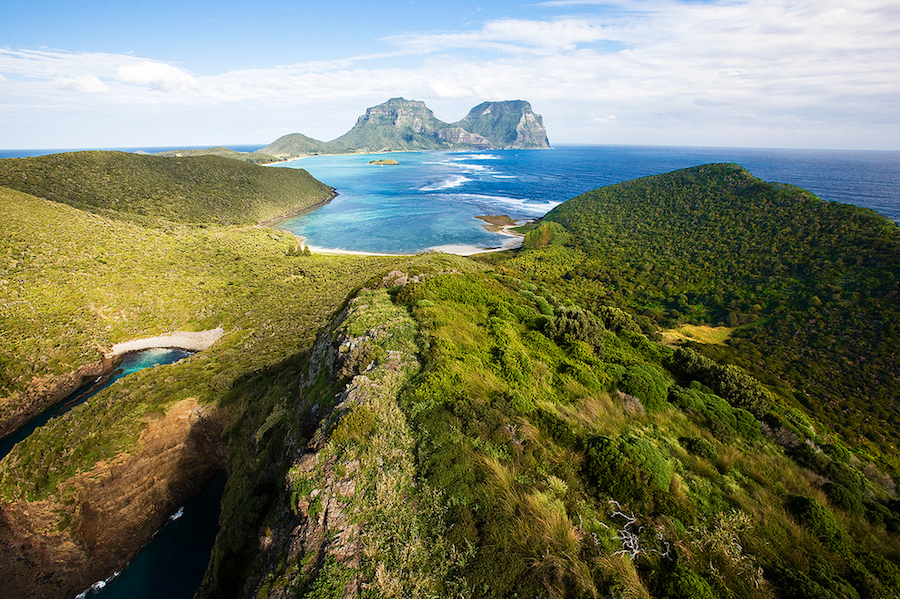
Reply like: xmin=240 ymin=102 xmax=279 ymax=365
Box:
xmin=0 ymin=0 xmax=898 ymax=149
xmin=116 ymin=61 xmax=198 ymax=92
xmin=385 ymin=18 xmax=614 ymax=55
xmin=52 ymin=74 xmax=109 ymax=94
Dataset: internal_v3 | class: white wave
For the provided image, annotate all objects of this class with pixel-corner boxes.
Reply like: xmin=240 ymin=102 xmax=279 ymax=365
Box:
xmin=169 ymin=506 xmax=185 ymax=521
xmin=76 ymin=570 xmax=122 ymax=598
xmin=434 ymin=192 xmax=561 ymax=215
xmin=455 ymin=163 xmax=489 ymax=172
xmin=492 ymin=175 xmax=517 ymax=179
xmin=420 ymin=175 xmax=472 ymax=191
xmin=452 ymin=153 xmax=500 ymax=161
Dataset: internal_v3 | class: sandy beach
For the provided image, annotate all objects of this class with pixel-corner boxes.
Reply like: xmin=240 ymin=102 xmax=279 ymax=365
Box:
xmin=108 ymin=327 xmax=225 ymax=357
xmin=304 ymin=218 xmax=527 ymax=257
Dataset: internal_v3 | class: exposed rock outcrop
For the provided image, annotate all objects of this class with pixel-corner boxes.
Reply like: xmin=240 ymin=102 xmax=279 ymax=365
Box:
xmin=0 ymin=398 xmax=225 ymax=599
xmin=0 ymin=353 xmax=114 ymax=441
xmin=257 ymin=98 xmax=550 ymax=157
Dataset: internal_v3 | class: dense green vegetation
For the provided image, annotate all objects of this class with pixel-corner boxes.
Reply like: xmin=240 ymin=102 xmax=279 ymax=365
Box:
xmin=481 ymin=164 xmax=900 ymax=469
xmin=0 ymin=184 xmax=398 ymax=500
xmin=153 ymin=146 xmax=286 ymax=165
xmin=0 ymin=151 xmax=332 ymax=225
xmin=257 ymin=268 xmax=900 ymax=598
xmin=2 ymin=158 xmax=899 ymax=599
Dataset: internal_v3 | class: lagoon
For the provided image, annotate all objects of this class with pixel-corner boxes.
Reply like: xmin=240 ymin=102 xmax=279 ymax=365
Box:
xmin=271 ymin=145 xmax=900 ymax=254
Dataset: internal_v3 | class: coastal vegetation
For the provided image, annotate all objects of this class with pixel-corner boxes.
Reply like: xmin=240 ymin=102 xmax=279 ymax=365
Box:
xmin=482 ymin=164 xmax=900 ymax=471
xmin=152 ymin=146 xmax=287 ymax=165
xmin=0 ymin=151 xmax=332 ymax=225
xmin=1 ymin=154 xmax=899 ymax=598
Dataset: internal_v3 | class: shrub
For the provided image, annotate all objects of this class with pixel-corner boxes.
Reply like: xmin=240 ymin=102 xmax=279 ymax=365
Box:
xmin=667 ymin=347 xmax=774 ymax=417
xmin=680 ymin=436 xmax=719 ymax=460
xmin=733 ymin=408 xmax=761 ymax=441
xmin=618 ymin=363 xmax=670 ymax=412
xmin=543 ymin=306 xmax=605 ymax=351
xmin=329 ymin=405 xmax=376 ymax=446
xmin=594 ymin=306 xmax=642 ymax=334
xmin=786 ymin=495 xmax=845 ymax=551
xmin=659 ymin=563 xmax=716 ymax=599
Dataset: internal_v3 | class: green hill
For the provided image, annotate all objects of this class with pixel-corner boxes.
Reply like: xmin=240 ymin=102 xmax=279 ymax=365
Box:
xmin=153 ymin=146 xmax=285 ymax=165
xmin=0 ymin=150 xmax=334 ymax=225
xmin=488 ymin=163 xmax=900 ymax=465
xmin=2 ymin=162 xmax=899 ymax=599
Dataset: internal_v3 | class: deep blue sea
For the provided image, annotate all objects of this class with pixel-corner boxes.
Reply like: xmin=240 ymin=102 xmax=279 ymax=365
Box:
xmin=270 ymin=145 xmax=900 ymax=253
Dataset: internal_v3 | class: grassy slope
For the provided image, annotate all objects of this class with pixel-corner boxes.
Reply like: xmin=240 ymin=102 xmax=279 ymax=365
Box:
xmin=0 ymin=185 xmax=400 ymax=499
xmin=153 ymin=146 xmax=286 ymax=165
xmin=485 ymin=164 xmax=900 ymax=467
xmin=267 ymin=269 xmax=900 ymax=598
xmin=0 ymin=151 xmax=333 ymax=225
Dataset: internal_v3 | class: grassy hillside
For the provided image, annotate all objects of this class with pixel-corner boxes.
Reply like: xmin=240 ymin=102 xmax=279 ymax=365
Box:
xmin=153 ymin=146 xmax=285 ymax=165
xmin=0 ymin=151 xmax=333 ymax=225
xmin=209 ymin=266 xmax=900 ymax=599
xmin=0 ymin=186 xmax=404 ymax=488
xmin=482 ymin=163 xmax=900 ymax=465
xmin=254 ymin=133 xmax=333 ymax=158
xmin=3 ymin=161 xmax=899 ymax=598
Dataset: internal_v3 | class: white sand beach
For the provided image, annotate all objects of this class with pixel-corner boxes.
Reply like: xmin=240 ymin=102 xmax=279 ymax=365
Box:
xmin=108 ymin=327 xmax=225 ymax=357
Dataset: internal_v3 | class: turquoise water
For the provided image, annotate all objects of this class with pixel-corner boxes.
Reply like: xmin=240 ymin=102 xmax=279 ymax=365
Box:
xmin=272 ymin=145 xmax=900 ymax=253
xmin=0 ymin=348 xmax=194 ymax=461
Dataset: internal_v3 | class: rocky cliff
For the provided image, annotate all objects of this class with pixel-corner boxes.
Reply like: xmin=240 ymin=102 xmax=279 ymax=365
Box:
xmin=0 ymin=398 xmax=224 ymax=599
xmin=256 ymin=98 xmax=550 ymax=158
xmin=451 ymin=100 xmax=550 ymax=149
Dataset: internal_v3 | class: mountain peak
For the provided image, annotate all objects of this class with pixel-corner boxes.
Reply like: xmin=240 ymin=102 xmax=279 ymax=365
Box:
xmin=257 ymin=99 xmax=550 ymax=157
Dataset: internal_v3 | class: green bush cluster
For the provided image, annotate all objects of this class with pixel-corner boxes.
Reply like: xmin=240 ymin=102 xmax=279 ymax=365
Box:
xmin=669 ymin=383 xmax=760 ymax=440
xmin=617 ymin=363 xmax=670 ymax=412
xmin=668 ymin=347 xmax=774 ymax=417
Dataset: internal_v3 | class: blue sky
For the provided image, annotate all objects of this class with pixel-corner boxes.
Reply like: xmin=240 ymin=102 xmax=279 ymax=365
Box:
xmin=1 ymin=0 xmax=898 ymax=150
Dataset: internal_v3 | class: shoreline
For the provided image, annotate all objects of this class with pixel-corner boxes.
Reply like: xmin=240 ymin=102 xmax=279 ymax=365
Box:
xmin=257 ymin=188 xmax=339 ymax=226
xmin=305 ymin=221 xmax=525 ymax=257
xmin=107 ymin=327 xmax=225 ymax=357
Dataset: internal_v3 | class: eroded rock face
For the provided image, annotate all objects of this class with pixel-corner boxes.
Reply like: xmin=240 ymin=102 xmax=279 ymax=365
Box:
xmin=0 ymin=398 xmax=224 ymax=599
xmin=0 ymin=353 xmax=114 ymax=441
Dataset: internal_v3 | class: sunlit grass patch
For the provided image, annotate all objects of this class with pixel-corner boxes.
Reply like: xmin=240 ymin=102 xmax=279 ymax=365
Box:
xmin=660 ymin=324 xmax=734 ymax=346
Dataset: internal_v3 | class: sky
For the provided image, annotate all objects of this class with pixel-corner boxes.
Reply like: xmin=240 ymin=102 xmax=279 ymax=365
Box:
xmin=1 ymin=0 xmax=898 ymax=150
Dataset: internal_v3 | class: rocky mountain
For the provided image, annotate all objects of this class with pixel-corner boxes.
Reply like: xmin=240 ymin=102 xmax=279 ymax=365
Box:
xmin=256 ymin=98 xmax=550 ymax=158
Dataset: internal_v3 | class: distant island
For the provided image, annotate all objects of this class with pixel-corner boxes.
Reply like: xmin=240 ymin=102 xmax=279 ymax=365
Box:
xmin=256 ymin=98 xmax=551 ymax=159
xmin=149 ymin=98 xmax=550 ymax=164
xmin=368 ymin=158 xmax=400 ymax=165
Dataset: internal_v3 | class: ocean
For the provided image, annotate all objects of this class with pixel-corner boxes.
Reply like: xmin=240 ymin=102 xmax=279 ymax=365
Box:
xmin=270 ymin=145 xmax=900 ymax=254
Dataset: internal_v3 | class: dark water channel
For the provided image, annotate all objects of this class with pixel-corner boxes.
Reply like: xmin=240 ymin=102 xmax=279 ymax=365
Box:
xmin=0 ymin=348 xmax=225 ymax=599
xmin=0 ymin=348 xmax=194 ymax=461
xmin=77 ymin=472 xmax=226 ymax=599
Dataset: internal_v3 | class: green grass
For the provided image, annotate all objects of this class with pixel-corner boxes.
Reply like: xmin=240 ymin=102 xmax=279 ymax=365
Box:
xmin=0 ymin=185 xmax=401 ymax=500
xmin=0 ymin=150 xmax=333 ymax=225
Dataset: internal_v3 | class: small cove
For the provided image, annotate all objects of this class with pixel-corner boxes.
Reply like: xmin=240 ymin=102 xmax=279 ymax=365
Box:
xmin=0 ymin=348 xmax=194 ymax=462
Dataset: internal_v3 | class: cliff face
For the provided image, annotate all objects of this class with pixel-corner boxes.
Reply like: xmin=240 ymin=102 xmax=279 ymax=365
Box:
xmin=0 ymin=354 xmax=113 ymax=441
xmin=0 ymin=398 xmax=224 ymax=599
xmin=452 ymin=100 xmax=551 ymax=149
xmin=256 ymin=98 xmax=550 ymax=157
xmin=329 ymin=98 xmax=452 ymax=152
